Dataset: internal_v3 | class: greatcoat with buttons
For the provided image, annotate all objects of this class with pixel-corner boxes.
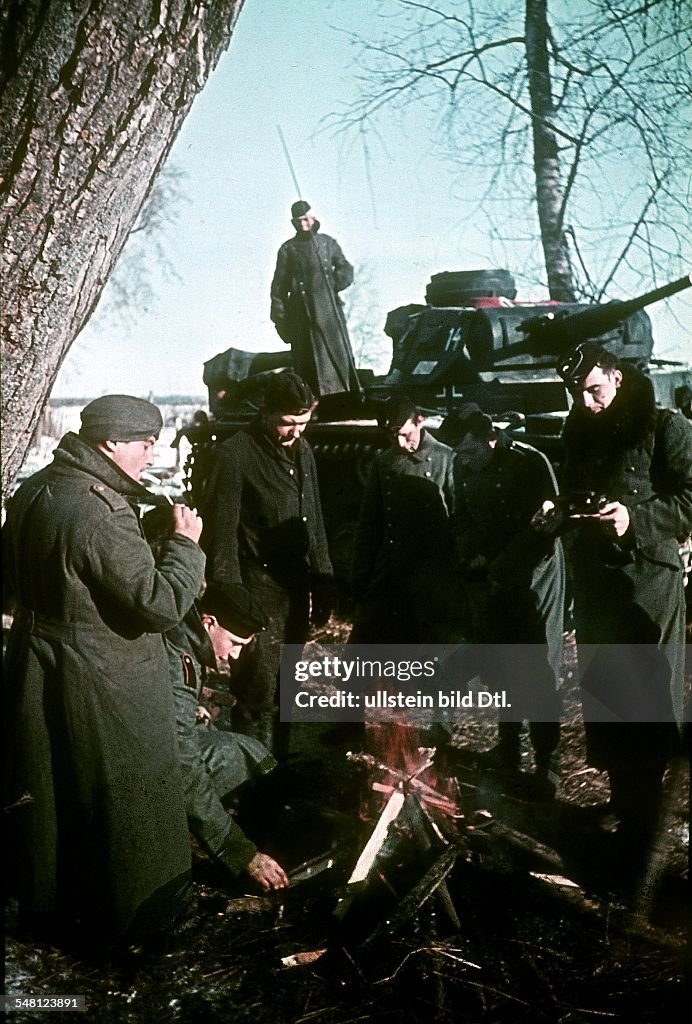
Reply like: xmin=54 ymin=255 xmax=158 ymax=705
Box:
xmin=200 ymin=420 xmax=333 ymax=722
xmin=351 ymin=429 xmax=458 ymax=642
xmin=561 ymin=364 xmax=692 ymax=768
xmin=3 ymin=432 xmax=206 ymax=947
xmin=270 ymin=222 xmax=360 ymax=398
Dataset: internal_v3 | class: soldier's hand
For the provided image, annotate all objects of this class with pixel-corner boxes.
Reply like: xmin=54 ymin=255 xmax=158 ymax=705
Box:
xmin=595 ymin=501 xmax=630 ymax=537
xmin=532 ymin=500 xmax=564 ymax=534
xmin=195 ymin=705 xmax=213 ymax=726
xmin=172 ymin=504 xmax=203 ymax=543
xmin=468 ymin=554 xmax=488 ymax=570
xmin=246 ymin=851 xmax=289 ymax=891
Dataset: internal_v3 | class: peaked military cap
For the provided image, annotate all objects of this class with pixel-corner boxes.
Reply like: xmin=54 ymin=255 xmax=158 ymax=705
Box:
xmin=377 ymin=395 xmax=419 ymax=431
xmin=291 ymin=200 xmax=311 ymax=219
xmin=439 ymin=402 xmax=493 ymax=445
xmin=79 ymin=395 xmax=163 ymax=442
xmin=557 ymin=341 xmax=615 ymax=384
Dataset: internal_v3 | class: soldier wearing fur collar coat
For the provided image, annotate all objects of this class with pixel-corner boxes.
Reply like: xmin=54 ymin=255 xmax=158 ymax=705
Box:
xmin=555 ymin=342 xmax=692 ymax=880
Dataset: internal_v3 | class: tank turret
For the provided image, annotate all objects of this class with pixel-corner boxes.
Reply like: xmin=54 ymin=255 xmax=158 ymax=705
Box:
xmin=179 ymin=269 xmax=691 ymax=579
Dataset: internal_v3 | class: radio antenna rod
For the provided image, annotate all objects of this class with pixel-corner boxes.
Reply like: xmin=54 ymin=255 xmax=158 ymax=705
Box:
xmin=276 ymin=124 xmax=302 ymax=197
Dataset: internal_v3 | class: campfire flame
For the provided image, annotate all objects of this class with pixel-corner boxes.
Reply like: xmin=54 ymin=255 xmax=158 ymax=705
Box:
xmin=348 ymin=721 xmax=462 ymax=821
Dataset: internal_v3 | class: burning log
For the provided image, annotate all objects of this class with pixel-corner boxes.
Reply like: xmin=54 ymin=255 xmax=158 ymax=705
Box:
xmin=358 ymin=846 xmax=459 ymax=952
xmin=347 ymin=789 xmax=406 ymax=885
xmin=331 ymin=736 xmax=465 ymax=963
xmin=288 ymin=851 xmax=337 ymax=886
xmin=281 ymin=948 xmax=327 ymax=969
xmin=404 ymin=793 xmax=461 ymax=930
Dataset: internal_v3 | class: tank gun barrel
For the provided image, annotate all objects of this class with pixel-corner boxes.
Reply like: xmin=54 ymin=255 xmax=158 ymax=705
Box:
xmin=516 ymin=273 xmax=691 ymax=353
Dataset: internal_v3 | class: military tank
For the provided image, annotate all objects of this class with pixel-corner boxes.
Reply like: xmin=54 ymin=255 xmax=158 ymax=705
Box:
xmin=179 ymin=269 xmax=691 ymax=576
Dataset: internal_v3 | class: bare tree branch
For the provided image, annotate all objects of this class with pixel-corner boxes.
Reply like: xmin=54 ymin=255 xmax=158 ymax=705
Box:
xmin=327 ymin=0 xmax=691 ymax=301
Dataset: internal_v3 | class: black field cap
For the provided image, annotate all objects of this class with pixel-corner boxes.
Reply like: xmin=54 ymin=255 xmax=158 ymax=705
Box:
xmin=262 ymin=370 xmax=316 ymax=414
xmin=452 ymin=401 xmax=484 ymax=425
xmin=439 ymin=402 xmax=493 ymax=445
xmin=200 ymin=583 xmax=267 ymax=639
xmin=79 ymin=395 xmax=163 ymax=442
xmin=557 ymin=341 xmax=612 ymax=383
xmin=291 ymin=199 xmax=311 ymax=219
xmin=377 ymin=395 xmax=418 ymax=431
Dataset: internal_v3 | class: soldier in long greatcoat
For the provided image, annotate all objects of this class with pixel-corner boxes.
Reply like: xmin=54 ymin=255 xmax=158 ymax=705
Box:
xmin=270 ymin=200 xmax=361 ymax=400
xmin=3 ymin=396 xmax=206 ymax=951
xmin=555 ymin=342 xmax=692 ymax=871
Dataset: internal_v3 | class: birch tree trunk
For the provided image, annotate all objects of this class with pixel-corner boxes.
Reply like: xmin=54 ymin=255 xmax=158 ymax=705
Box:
xmin=525 ymin=0 xmax=575 ymax=302
xmin=0 ymin=0 xmax=244 ymax=504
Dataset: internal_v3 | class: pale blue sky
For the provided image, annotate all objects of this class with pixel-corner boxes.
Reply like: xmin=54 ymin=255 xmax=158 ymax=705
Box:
xmin=54 ymin=0 xmax=690 ymax=398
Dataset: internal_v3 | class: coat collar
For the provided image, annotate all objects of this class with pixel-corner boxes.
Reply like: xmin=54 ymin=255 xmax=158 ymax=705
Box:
xmin=166 ymin=606 xmax=216 ymax=669
xmin=410 ymin=428 xmax=436 ymax=463
xmin=53 ymin=432 xmax=155 ymax=499
xmin=563 ymin=363 xmax=658 ymax=454
xmin=250 ymin=418 xmax=308 ymax=467
xmin=386 ymin=427 xmax=435 ymax=465
xmin=293 ymin=219 xmax=321 ymax=238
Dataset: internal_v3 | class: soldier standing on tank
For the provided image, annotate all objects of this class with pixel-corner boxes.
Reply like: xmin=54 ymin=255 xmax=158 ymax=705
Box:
xmin=445 ymin=403 xmax=565 ymax=800
xmin=270 ymin=200 xmax=362 ymax=402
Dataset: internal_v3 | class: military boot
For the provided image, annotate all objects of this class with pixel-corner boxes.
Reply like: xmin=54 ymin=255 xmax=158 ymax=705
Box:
xmin=528 ymin=751 xmax=560 ymax=801
xmin=526 ymin=723 xmax=561 ymax=801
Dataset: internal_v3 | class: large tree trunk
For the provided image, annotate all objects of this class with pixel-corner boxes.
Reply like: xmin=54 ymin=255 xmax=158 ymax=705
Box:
xmin=0 ymin=0 xmax=244 ymax=505
xmin=525 ymin=0 xmax=575 ymax=303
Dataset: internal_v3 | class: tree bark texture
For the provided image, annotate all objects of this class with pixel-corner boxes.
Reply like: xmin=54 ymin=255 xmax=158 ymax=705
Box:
xmin=524 ymin=0 xmax=576 ymax=303
xmin=0 ymin=0 xmax=244 ymax=504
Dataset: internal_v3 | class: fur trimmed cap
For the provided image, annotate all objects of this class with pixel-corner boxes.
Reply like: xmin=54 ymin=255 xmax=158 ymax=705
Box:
xmin=199 ymin=582 xmax=267 ymax=638
xmin=79 ymin=395 xmax=163 ymax=442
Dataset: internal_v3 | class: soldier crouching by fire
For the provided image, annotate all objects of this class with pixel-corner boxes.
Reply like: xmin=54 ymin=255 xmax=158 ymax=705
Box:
xmin=142 ymin=506 xmax=289 ymax=893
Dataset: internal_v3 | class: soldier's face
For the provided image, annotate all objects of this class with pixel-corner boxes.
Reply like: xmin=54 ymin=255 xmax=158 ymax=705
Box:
xmin=109 ymin=436 xmax=157 ymax=481
xmin=263 ymin=409 xmax=314 ymax=448
xmin=455 ymin=434 xmax=494 ymax=471
xmin=573 ymin=365 xmax=622 ymax=414
xmin=394 ymin=417 xmax=423 ymax=453
xmin=203 ymin=617 xmax=255 ymax=666
xmin=293 ymin=213 xmax=316 ymax=232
